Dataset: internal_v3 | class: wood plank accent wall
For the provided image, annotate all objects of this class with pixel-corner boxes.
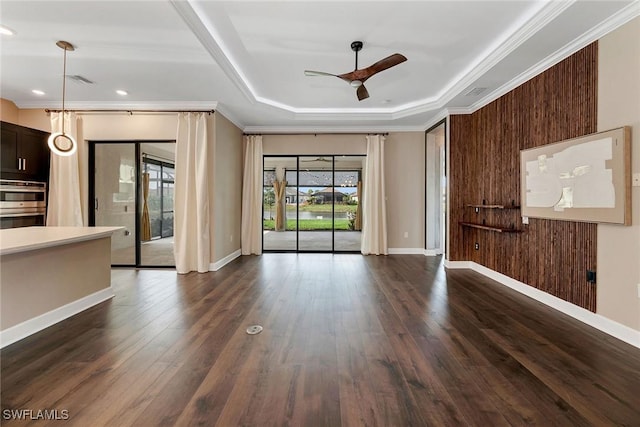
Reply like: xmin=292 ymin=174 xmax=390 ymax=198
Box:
xmin=449 ymin=43 xmax=598 ymax=311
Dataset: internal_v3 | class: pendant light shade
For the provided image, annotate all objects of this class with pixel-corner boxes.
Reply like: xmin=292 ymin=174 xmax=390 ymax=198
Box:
xmin=48 ymin=40 xmax=77 ymax=157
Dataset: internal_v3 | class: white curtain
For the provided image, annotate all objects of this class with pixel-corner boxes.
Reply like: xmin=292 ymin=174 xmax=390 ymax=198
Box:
xmin=361 ymin=134 xmax=388 ymax=255
xmin=241 ymin=135 xmax=263 ymax=255
xmin=47 ymin=112 xmax=83 ymax=226
xmin=174 ymin=112 xmax=210 ymax=274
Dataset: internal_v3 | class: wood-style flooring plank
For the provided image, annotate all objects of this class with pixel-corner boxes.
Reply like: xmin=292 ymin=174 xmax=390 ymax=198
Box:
xmin=2 ymin=254 xmax=639 ymax=426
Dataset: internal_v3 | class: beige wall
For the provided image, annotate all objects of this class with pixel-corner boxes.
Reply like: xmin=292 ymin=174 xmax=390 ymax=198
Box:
xmin=597 ymin=17 xmax=640 ymax=332
xmin=6 ymin=105 xmax=241 ymax=269
xmin=385 ymin=132 xmax=425 ymax=249
xmin=212 ymin=113 xmax=243 ymax=262
xmin=15 ymin=110 xmax=178 ymax=226
xmin=263 ymin=132 xmax=425 ymax=250
xmin=1 ymin=99 xmax=19 ymax=123
xmin=263 ymin=134 xmax=366 ymax=155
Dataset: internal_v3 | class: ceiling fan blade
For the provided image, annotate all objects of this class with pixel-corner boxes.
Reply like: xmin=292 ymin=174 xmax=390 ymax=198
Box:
xmin=357 ymin=84 xmax=369 ymax=101
xmin=362 ymin=53 xmax=407 ymax=79
xmin=304 ymin=70 xmax=337 ymax=77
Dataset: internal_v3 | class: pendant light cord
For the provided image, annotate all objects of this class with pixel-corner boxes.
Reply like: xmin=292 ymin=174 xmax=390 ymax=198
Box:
xmin=61 ymin=46 xmax=67 ymax=135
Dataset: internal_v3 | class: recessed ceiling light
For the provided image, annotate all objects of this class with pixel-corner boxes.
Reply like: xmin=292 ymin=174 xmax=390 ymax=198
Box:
xmin=116 ymin=90 xmax=128 ymax=96
xmin=32 ymin=89 xmax=45 ymax=96
xmin=0 ymin=26 xmax=15 ymax=36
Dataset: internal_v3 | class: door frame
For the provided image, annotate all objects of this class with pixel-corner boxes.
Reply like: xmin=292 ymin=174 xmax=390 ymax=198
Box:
xmin=88 ymin=139 xmax=175 ymax=268
xmin=262 ymin=154 xmax=363 ymax=253
xmin=141 ymin=156 xmax=175 ymax=240
xmin=425 ymin=119 xmax=447 ymax=256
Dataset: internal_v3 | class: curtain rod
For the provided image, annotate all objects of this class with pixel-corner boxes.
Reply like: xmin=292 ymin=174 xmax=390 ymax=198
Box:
xmin=244 ymin=132 xmax=389 ymax=136
xmin=45 ymin=109 xmax=215 ymax=115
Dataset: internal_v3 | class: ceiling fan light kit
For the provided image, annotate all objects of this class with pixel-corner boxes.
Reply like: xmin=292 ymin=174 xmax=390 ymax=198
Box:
xmin=47 ymin=40 xmax=78 ymax=157
xmin=304 ymin=40 xmax=407 ymax=101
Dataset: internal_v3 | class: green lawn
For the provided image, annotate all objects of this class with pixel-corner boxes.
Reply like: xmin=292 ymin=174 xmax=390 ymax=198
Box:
xmin=263 ymin=219 xmax=351 ymax=231
xmin=264 ymin=204 xmax=357 ymax=213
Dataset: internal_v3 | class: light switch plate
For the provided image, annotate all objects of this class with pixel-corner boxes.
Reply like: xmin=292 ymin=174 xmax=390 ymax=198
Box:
xmin=522 ymin=216 xmax=529 ymax=225
xmin=633 ymin=173 xmax=640 ymax=187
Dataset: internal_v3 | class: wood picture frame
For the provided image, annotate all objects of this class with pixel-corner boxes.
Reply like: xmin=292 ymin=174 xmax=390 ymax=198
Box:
xmin=520 ymin=126 xmax=631 ymax=225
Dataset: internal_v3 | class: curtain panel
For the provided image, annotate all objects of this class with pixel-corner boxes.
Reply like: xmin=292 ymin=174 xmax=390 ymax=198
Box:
xmin=47 ymin=112 xmax=83 ymax=226
xmin=241 ymin=135 xmax=263 ymax=255
xmin=361 ymin=134 xmax=388 ymax=255
xmin=174 ymin=112 xmax=211 ymax=273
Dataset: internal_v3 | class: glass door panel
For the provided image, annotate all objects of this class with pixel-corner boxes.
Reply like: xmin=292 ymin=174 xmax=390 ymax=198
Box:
xmin=263 ymin=156 xmax=297 ymax=251
xmin=161 ymin=166 xmax=174 ymax=238
xmin=146 ymin=162 xmax=163 ymax=239
xmin=334 ymin=156 xmax=363 ymax=252
xmin=298 ymin=157 xmax=333 ymax=251
xmin=94 ymin=143 xmax=136 ymax=265
xmin=262 ymin=154 xmax=364 ymax=253
xmin=140 ymin=145 xmax=176 ymax=267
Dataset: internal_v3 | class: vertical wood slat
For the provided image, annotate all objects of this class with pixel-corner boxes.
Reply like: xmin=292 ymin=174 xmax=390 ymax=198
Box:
xmin=449 ymin=43 xmax=598 ymax=312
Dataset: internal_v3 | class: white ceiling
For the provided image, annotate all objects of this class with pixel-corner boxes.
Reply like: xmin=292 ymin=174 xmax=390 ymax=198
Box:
xmin=1 ymin=1 xmax=638 ymax=132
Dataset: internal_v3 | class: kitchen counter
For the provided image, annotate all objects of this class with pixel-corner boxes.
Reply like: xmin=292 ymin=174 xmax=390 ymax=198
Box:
xmin=0 ymin=226 xmax=122 ymax=255
xmin=1 ymin=226 xmax=122 ymax=348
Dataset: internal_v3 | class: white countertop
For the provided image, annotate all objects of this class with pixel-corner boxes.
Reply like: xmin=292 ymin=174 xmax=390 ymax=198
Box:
xmin=0 ymin=226 xmax=123 ymax=256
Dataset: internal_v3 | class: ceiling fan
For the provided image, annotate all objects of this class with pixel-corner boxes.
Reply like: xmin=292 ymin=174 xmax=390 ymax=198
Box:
xmin=301 ymin=156 xmax=332 ymax=162
xmin=304 ymin=41 xmax=407 ymax=101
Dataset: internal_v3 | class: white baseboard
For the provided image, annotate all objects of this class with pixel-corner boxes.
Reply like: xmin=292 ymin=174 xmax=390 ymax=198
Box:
xmin=0 ymin=287 xmax=115 ymax=349
xmin=445 ymin=260 xmax=640 ymax=349
xmin=388 ymin=248 xmax=425 ymax=255
xmin=210 ymin=249 xmax=241 ymax=271
xmin=443 ymin=260 xmax=473 ymax=269
xmin=424 ymin=249 xmax=443 ymax=256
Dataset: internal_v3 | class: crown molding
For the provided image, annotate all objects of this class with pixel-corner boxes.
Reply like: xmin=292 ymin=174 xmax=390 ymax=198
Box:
xmin=213 ymin=103 xmax=246 ymax=130
xmin=242 ymin=124 xmax=428 ymax=134
xmin=468 ymin=1 xmax=640 ymax=116
xmin=14 ymin=100 xmax=218 ymax=111
xmin=170 ymin=0 xmax=255 ymax=103
xmin=173 ymin=0 xmax=574 ymax=122
xmin=422 ymin=110 xmax=452 ymax=131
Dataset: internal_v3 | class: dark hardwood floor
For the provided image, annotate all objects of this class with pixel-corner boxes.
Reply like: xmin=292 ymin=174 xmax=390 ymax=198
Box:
xmin=2 ymin=254 xmax=639 ymax=426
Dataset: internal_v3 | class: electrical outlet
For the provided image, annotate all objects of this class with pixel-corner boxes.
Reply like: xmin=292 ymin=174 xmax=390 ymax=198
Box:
xmin=474 ymin=242 xmax=479 ymax=250
xmin=633 ymin=173 xmax=640 ymax=187
xmin=403 ymin=231 xmax=408 ymax=238
xmin=229 ymin=234 xmax=233 ymax=242
xmin=522 ymin=216 xmax=529 ymax=225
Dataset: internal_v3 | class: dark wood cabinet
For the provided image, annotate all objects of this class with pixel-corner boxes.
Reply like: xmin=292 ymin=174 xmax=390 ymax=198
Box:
xmin=0 ymin=121 xmax=50 ymax=182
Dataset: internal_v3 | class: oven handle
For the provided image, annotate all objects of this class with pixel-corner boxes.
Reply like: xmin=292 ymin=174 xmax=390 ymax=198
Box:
xmin=0 ymin=187 xmax=46 ymax=193
xmin=0 ymin=212 xmax=46 ymax=218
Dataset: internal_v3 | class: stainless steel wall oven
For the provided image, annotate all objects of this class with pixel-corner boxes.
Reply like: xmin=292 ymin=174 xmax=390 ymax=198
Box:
xmin=0 ymin=179 xmax=46 ymax=229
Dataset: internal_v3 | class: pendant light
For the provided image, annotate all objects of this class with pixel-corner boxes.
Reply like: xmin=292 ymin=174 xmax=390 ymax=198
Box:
xmin=48 ymin=40 xmax=77 ymax=157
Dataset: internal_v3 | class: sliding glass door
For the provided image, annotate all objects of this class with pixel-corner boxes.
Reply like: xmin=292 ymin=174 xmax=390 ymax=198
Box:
xmin=263 ymin=155 xmax=363 ymax=253
xmin=93 ymin=143 xmax=137 ymax=265
xmin=298 ymin=157 xmax=334 ymax=251
xmin=90 ymin=141 xmax=176 ymax=267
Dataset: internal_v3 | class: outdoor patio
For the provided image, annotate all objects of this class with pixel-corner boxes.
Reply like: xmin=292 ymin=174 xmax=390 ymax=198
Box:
xmin=263 ymin=230 xmax=362 ymax=252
